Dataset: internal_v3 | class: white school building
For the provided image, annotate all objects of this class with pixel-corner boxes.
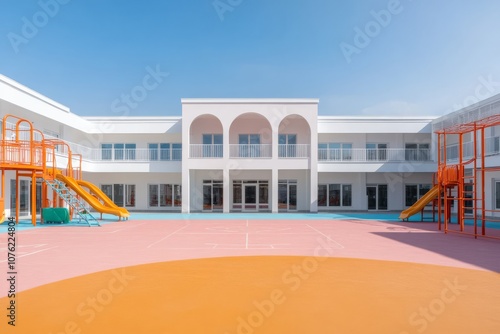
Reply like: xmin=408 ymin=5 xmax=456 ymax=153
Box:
xmin=1 ymin=74 xmax=499 ymax=217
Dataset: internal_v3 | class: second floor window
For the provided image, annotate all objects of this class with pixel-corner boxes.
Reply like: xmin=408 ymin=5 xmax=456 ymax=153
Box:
xmin=239 ymin=134 xmax=260 ymax=157
xmin=148 ymin=143 xmax=182 ymax=161
xmin=278 ymin=134 xmax=297 ymax=157
xmin=318 ymin=143 xmax=352 ymax=160
xmin=202 ymin=134 xmax=223 ymax=157
xmin=366 ymin=143 xmax=387 ymax=161
xmin=405 ymin=143 xmax=430 ymax=161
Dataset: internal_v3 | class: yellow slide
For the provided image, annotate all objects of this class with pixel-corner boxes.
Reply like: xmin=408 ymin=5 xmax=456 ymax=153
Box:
xmin=55 ymin=174 xmax=130 ymax=219
xmin=399 ymin=185 xmax=439 ymax=220
xmin=77 ymin=180 xmax=130 ymax=217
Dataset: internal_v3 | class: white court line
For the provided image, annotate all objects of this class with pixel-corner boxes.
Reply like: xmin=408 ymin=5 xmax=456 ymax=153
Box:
xmin=0 ymin=246 xmax=58 ymax=263
xmin=306 ymin=224 xmax=345 ymax=249
xmin=147 ymin=224 xmax=191 ymax=249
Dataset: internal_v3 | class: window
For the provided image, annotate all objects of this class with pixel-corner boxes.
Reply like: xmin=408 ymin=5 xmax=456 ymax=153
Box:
xmin=125 ymin=143 xmax=136 ymax=160
xmin=405 ymin=184 xmax=432 ymax=206
xmin=172 ymin=143 xmax=182 ymax=160
xmin=318 ymin=184 xmax=352 ymax=207
xmin=148 ymin=143 xmax=181 ymax=161
xmin=101 ymin=144 xmax=112 ymax=160
xmin=318 ymin=143 xmax=328 ymax=160
xmin=318 ymin=184 xmax=328 ymax=206
xmin=160 ymin=143 xmax=171 ymax=160
xmin=405 ymin=143 xmax=430 ymax=161
xmin=278 ymin=134 xmax=297 ymax=157
xmin=202 ymin=134 xmax=223 ymax=157
xmin=239 ymin=134 xmax=261 ymax=157
xmin=114 ymin=144 xmax=124 ymax=160
xmin=318 ymin=143 xmax=352 ymax=160
xmin=101 ymin=143 xmax=136 ymax=160
xmin=149 ymin=143 xmax=158 ymax=160
xmin=366 ymin=143 xmax=387 ymax=161
xmin=342 ymin=185 xmax=352 ymax=206
xmin=149 ymin=185 xmax=158 ymax=207
xmin=149 ymin=184 xmax=181 ymax=207
xmin=125 ymin=185 xmax=135 ymax=207
xmin=101 ymin=184 xmax=134 ymax=207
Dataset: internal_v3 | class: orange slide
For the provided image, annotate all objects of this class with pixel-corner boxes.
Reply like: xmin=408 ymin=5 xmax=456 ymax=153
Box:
xmin=399 ymin=185 xmax=439 ymax=220
xmin=55 ymin=174 xmax=130 ymax=219
xmin=77 ymin=179 xmax=130 ymax=217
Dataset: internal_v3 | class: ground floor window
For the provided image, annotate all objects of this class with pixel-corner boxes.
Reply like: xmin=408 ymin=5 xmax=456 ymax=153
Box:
xmin=405 ymin=184 xmax=432 ymax=206
xmin=278 ymin=180 xmax=297 ymax=211
xmin=148 ymin=184 xmax=181 ymax=208
xmin=101 ymin=184 xmax=136 ymax=207
xmin=232 ymin=180 xmax=269 ymax=211
xmin=318 ymin=184 xmax=352 ymax=207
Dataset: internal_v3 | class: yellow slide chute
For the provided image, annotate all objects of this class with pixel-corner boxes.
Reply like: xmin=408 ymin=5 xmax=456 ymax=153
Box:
xmin=77 ymin=180 xmax=130 ymax=217
xmin=55 ymin=173 xmax=130 ymax=219
xmin=399 ymin=185 xmax=439 ymax=220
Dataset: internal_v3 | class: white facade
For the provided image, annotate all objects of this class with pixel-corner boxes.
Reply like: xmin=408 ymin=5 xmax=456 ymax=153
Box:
xmin=1 ymin=74 xmax=498 ymax=217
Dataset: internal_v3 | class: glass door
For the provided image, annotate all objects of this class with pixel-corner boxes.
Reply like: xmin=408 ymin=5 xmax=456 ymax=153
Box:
xmin=203 ymin=181 xmax=223 ymax=212
xmin=203 ymin=184 xmax=212 ymax=211
xmin=243 ymin=184 xmax=257 ymax=211
xmin=288 ymin=183 xmax=297 ymax=211
xmin=278 ymin=180 xmax=297 ymax=211
xmin=367 ymin=185 xmax=388 ymax=210
xmin=367 ymin=186 xmax=377 ymax=210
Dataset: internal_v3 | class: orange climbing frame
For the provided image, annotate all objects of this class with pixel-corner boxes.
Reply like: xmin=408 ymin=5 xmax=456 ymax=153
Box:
xmin=0 ymin=115 xmax=81 ymax=226
xmin=436 ymin=113 xmax=500 ymax=240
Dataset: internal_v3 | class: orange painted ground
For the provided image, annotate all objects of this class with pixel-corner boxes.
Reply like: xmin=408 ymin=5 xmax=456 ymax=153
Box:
xmin=1 ymin=256 xmax=499 ymax=334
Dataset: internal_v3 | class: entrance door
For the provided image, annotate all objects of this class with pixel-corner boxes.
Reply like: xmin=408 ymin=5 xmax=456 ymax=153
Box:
xmin=203 ymin=184 xmax=213 ymax=211
xmin=367 ymin=186 xmax=377 ymax=210
xmin=243 ymin=184 xmax=257 ymax=211
xmin=278 ymin=180 xmax=298 ymax=211
xmin=203 ymin=181 xmax=223 ymax=212
xmin=367 ymin=185 xmax=388 ymax=210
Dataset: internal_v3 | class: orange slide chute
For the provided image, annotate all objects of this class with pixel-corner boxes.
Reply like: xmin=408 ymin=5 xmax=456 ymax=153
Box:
xmin=55 ymin=174 xmax=130 ymax=219
xmin=77 ymin=179 xmax=130 ymax=217
xmin=399 ymin=185 xmax=439 ymax=220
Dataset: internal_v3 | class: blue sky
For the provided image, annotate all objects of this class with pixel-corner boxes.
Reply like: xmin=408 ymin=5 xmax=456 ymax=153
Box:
xmin=1 ymin=0 xmax=500 ymax=117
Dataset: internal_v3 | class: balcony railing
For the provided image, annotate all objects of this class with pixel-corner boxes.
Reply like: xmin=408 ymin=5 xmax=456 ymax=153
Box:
xmin=230 ymin=144 xmax=272 ymax=158
xmin=318 ymin=148 xmax=432 ymax=162
xmin=445 ymin=136 xmax=500 ymax=161
xmin=278 ymin=144 xmax=310 ymax=158
xmin=92 ymin=148 xmax=182 ymax=161
xmin=189 ymin=144 xmax=223 ymax=158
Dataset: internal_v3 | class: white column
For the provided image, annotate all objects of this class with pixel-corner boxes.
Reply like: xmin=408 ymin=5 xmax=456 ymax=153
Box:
xmin=272 ymin=168 xmax=279 ymax=213
xmin=182 ymin=169 xmax=190 ymax=213
xmin=223 ymin=168 xmax=230 ymax=213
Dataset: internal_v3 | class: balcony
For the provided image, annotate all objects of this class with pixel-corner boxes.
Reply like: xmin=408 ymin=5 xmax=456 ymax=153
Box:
xmin=445 ymin=136 xmax=500 ymax=161
xmin=92 ymin=148 xmax=182 ymax=161
xmin=278 ymin=144 xmax=310 ymax=158
xmin=189 ymin=144 xmax=223 ymax=158
xmin=318 ymin=148 xmax=432 ymax=162
xmin=230 ymin=144 xmax=272 ymax=158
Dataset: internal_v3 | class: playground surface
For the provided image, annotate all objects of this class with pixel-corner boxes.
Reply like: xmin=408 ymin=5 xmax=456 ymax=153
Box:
xmin=0 ymin=213 xmax=499 ymax=333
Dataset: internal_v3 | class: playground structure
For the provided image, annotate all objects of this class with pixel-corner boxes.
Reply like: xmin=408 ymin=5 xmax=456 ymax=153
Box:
xmin=401 ymin=114 xmax=500 ymax=240
xmin=0 ymin=115 xmax=129 ymax=226
xmin=435 ymin=113 xmax=500 ymax=240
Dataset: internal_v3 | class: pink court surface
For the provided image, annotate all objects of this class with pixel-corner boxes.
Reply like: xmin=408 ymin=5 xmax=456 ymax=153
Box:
xmin=0 ymin=215 xmax=499 ymax=333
